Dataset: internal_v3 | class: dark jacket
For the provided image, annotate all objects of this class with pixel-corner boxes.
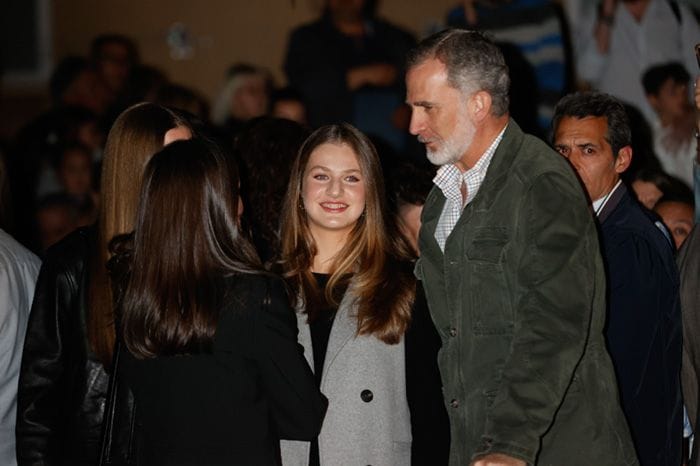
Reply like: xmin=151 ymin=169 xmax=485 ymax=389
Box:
xmin=417 ymin=121 xmax=638 ymax=465
xmin=284 ymin=14 xmax=415 ymax=128
xmin=103 ymin=272 xmax=327 ymax=466
xmin=597 ymin=184 xmax=683 ymax=466
xmin=16 ymin=227 xmax=109 ymax=466
xmin=678 ymin=226 xmax=700 ymax=465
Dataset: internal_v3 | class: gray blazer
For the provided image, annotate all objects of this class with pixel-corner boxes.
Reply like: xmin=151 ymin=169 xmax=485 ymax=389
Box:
xmin=280 ymin=289 xmax=412 ymax=466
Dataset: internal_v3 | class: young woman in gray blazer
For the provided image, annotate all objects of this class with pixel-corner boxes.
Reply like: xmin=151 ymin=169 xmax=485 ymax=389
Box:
xmin=278 ymin=124 xmax=449 ymax=466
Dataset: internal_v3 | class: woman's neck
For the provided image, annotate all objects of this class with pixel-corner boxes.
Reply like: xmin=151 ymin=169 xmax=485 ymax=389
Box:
xmin=310 ymin=230 xmax=349 ymax=274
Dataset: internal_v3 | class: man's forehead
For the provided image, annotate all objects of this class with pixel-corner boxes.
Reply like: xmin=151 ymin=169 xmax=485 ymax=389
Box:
xmin=406 ymin=59 xmax=460 ymax=103
xmin=555 ymin=115 xmax=609 ymax=139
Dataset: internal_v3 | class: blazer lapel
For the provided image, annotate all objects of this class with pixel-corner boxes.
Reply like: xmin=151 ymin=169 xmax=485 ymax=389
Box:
xmin=320 ymin=290 xmax=357 ymax=387
xmin=598 ymin=183 xmax=626 ymax=225
xmin=420 ymin=185 xmax=446 ymax=259
xmin=295 ymin=300 xmax=314 ymax=370
xmin=463 ymin=120 xmax=522 ymax=218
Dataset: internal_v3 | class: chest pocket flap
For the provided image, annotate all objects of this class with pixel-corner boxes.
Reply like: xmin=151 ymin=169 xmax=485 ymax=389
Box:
xmin=466 ymin=227 xmax=509 ymax=263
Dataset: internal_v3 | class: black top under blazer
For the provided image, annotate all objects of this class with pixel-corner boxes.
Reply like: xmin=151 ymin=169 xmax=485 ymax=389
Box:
xmin=116 ymin=274 xmax=327 ymax=466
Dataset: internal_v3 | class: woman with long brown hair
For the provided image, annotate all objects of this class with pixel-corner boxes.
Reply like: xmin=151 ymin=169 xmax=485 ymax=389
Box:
xmin=279 ymin=123 xmax=449 ymax=466
xmin=107 ymin=138 xmax=325 ymax=465
xmin=16 ymin=103 xmax=192 ymax=466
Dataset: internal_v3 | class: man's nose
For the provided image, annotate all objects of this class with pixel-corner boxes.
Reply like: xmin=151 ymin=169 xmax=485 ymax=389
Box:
xmin=408 ymin=109 xmax=423 ymax=136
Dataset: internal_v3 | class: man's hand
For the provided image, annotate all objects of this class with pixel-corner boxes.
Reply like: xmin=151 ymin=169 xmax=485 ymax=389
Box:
xmin=594 ymin=0 xmax=616 ymax=53
xmin=470 ymin=453 xmax=527 ymax=466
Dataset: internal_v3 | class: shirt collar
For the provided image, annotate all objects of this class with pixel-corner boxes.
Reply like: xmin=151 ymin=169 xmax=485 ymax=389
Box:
xmin=433 ymin=125 xmax=507 ymax=204
xmin=592 ymin=179 xmax=622 ymax=216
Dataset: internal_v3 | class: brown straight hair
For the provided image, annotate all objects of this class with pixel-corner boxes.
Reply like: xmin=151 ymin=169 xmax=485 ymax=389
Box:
xmin=279 ymin=123 xmax=414 ymax=344
xmin=121 ymin=139 xmax=261 ymax=357
xmin=87 ymin=103 xmax=191 ymax=367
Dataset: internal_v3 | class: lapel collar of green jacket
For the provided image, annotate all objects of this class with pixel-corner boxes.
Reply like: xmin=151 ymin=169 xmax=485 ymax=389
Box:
xmin=463 ymin=119 xmax=524 ymax=215
xmin=420 ymin=186 xmax=446 ymax=259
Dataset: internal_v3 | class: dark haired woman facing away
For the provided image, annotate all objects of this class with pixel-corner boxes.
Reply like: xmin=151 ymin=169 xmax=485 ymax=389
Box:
xmin=107 ymin=138 xmax=326 ymax=466
xmin=16 ymin=103 xmax=192 ymax=466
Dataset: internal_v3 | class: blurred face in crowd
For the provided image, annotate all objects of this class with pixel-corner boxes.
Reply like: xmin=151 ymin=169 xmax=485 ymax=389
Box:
xmin=655 ymin=200 xmax=694 ymax=249
xmin=272 ymin=99 xmax=307 ymax=125
xmin=327 ymin=0 xmax=366 ymax=22
xmin=231 ymin=74 xmax=268 ymax=121
xmin=631 ymin=179 xmax=664 ymax=210
xmin=77 ymin=120 xmax=105 ymax=153
xmin=553 ymin=116 xmax=631 ymax=203
xmin=58 ymin=148 xmax=93 ymax=198
xmin=406 ymin=58 xmax=476 ymax=168
xmin=397 ymin=202 xmax=423 ymax=257
xmin=97 ymin=41 xmax=133 ymax=93
xmin=648 ymin=78 xmax=690 ymax=123
xmin=301 ymin=142 xmax=366 ymax=240
xmin=64 ymin=69 xmax=110 ymax=115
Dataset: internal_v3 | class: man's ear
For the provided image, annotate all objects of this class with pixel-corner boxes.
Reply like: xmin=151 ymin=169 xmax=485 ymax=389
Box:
xmin=469 ymin=91 xmax=492 ymax=122
xmin=614 ymin=146 xmax=632 ymax=174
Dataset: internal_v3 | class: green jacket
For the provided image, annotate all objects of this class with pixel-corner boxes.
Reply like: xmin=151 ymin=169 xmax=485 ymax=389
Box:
xmin=416 ymin=121 xmax=638 ymax=466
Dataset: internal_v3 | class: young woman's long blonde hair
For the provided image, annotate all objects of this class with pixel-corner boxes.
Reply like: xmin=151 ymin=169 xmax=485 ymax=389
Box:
xmin=279 ymin=123 xmax=414 ymax=344
xmin=87 ymin=103 xmax=191 ymax=367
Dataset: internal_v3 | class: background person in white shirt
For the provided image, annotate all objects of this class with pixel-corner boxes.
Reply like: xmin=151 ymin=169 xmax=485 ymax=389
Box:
xmin=0 ymin=227 xmax=40 ymax=466
xmin=574 ymin=0 xmax=700 ymax=124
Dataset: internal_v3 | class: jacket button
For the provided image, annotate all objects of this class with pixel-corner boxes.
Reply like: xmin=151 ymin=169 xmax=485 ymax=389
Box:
xmin=450 ymin=399 xmax=459 ymax=408
xmin=361 ymin=389 xmax=373 ymax=402
xmin=449 ymin=327 xmax=457 ymax=337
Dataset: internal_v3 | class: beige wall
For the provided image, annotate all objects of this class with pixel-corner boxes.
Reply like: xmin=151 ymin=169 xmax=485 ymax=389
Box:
xmin=52 ymin=0 xmax=454 ymax=100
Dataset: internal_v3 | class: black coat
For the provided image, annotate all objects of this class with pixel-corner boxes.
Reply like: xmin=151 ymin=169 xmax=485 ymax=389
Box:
xmin=105 ymin=274 xmax=327 ymax=466
xmin=284 ymin=15 xmax=415 ymax=128
xmin=598 ymin=184 xmax=683 ymax=466
xmin=16 ymin=227 xmax=108 ymax=466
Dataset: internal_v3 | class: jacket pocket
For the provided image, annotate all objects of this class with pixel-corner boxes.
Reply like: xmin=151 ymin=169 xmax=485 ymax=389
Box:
xmin=466 ymin=227 xmax=508 ymax=263
xmin=466 ymin=228 xmax=513 ymax=334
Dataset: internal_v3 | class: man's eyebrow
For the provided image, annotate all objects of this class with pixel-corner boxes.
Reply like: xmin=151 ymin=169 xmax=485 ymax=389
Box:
xmin=406 ymin=100 xmax=437 ymax=107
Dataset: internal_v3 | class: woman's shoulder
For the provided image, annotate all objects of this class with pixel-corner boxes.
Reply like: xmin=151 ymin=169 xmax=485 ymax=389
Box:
xmin=43 ymin=226 xmax=94 ymax=269
xmin=223 ymin=272 xmax=289 ymax=300
xmin=35 ymin=226 xmax=95 ymax=290
xmin=215 ymin=272 xmax=295 ymax=348
xmin=219 ymin=272 xmax=292 ymax=319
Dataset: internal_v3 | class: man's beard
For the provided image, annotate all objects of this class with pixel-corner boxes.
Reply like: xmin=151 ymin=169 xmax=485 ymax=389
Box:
xmin=425 ymin=112 xmax=475 ymax=166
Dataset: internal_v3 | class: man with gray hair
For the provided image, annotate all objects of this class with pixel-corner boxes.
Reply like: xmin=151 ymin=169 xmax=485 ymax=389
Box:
xmin=406 ymin=29 xmax=637 ymax=465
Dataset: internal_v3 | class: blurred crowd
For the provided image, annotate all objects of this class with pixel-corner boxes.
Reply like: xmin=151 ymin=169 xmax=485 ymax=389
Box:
xmin=0 ymin=0 xmax=698 ymax=256
xmin=2 ymin=1 xmax=700 ymax=465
